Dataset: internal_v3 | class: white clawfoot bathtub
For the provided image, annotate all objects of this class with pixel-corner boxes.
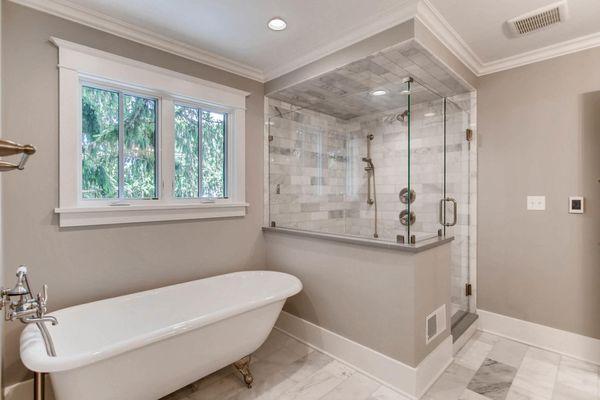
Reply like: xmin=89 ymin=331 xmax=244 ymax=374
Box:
xmin=20 ymin=271 xmax=302 ymax=400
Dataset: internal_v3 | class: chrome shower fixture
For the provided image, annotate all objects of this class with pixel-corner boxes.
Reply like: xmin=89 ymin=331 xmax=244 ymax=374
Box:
xmin=363 ymin=134 xmax=378 ymax=238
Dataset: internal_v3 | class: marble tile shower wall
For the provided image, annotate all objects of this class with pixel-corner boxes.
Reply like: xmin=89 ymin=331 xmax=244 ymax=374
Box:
xmin=268 ymin=100 xmax=358 ymax=233
xmin=268 ymin=99 xmax=470 ymax=310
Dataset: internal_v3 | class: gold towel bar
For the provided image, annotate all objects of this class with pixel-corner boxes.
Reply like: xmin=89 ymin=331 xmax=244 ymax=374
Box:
xmin=0 ymin=139 xmax=36 ymax=171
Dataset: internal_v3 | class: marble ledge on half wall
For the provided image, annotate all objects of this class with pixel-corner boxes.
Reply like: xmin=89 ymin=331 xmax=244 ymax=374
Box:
xmin=262 ymin=227 xmax=454 ymax=253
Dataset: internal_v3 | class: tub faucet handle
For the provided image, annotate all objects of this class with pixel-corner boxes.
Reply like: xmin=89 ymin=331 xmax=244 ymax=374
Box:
xmin=37 ymin=284 xmax=48 ymax=313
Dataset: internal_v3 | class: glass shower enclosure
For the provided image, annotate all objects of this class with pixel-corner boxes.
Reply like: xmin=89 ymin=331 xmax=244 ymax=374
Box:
xmin=267 ymin=57 xmax=473 ymax=322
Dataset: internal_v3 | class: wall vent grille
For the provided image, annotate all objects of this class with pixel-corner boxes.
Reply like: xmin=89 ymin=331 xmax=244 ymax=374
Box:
xmin=425 ymin=304 xmax=447 ymax=344
xmin=508 ymin=2 xmax=568 ymax=36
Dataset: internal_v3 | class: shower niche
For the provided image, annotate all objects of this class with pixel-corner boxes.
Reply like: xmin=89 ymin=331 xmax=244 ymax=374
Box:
xmin=266 ymin=40 xmax=475 ymax=320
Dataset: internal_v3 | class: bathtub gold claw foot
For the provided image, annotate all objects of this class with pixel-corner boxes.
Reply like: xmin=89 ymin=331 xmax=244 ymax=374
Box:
xmin=234 ymin=356 xmax=254 ymax=388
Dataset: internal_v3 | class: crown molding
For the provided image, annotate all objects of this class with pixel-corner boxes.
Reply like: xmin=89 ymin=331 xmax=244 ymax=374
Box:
xmin=415 ymin=0 xmax=484 ymax=76
xmin=478 ymin=30 xmax=600 ymax=75
xmin=11 ymin=0 xmax=600 ymax=83
xmin=416 ymin=0 xmax=600 ymax=77
xmin=262 ymin=0 xmax=420 ymax=81
xmin=9 ymin=0 xmax=265 ymax=82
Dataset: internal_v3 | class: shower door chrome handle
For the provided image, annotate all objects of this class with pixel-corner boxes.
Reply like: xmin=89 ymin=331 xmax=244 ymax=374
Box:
xmin=439 ymin=197 xmax=457 ymax=227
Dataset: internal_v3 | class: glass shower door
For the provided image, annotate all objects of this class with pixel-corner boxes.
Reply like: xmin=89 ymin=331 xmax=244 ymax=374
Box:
xmin=445 ymin=98 xmax=472 ymax=318
xmin=406 ymin=80 xmax=446 ymax=243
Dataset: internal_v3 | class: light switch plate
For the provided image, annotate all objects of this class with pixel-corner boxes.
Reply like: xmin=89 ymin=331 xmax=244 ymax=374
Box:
xmin=527 ymin=196 xmax=546 ymax=210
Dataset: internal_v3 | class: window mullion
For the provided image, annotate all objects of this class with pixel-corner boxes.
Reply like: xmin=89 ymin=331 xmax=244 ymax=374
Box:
xmin=198 ymin=108 xmax=204 ymax=198
xmin=118 ymin=92 xmax=125 ymax=199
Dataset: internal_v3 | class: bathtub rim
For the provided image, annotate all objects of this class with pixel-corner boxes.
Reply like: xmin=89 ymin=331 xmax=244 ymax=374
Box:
xmin=20 ymin=270 xmax=302 ymax=373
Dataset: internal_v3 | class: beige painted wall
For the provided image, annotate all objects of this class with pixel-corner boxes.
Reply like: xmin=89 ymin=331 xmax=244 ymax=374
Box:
xmin=265 ymin=232 xmax=450 ymax=367
xmin=1 ymin=1 xmax=265 ymax=386
xmin=478 ymin=48 xmax=600 ymax=339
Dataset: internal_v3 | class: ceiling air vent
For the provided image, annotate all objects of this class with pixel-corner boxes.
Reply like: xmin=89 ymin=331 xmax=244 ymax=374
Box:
xmin=507 ymin=1 xmax=569 ymax=36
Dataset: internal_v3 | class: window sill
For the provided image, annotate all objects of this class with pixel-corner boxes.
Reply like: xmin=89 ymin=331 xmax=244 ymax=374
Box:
xmin=54 ymin=202 xmax=249 ymax=227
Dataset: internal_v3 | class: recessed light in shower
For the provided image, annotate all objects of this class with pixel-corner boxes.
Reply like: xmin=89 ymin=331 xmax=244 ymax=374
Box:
xmin=424 ymin=112 xmax=436 ymax=117
xmin=371 ymin=90 xmax=387 ymax=96
xmin=268 ymin=17 xmax=287 ymax=31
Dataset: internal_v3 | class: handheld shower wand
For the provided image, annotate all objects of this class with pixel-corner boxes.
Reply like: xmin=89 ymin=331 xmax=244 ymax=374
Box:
xmin=363 ymin=134 xmax=378 ymax=238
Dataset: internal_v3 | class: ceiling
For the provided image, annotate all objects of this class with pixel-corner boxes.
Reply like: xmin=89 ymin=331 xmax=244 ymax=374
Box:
xmin=36 ymin=0 xmax=417 ymax=81
xmin=428 ymin=0 xmax=600 ymax=66
xmin=270 ymin=41 xmax=470 ymax=120
xmin=12 ymin=0 xmax=600 ymax=81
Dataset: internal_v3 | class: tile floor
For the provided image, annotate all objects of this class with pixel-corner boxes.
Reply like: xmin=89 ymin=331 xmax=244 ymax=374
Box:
xmin=162 ymin=329 xmax=600 ymax=400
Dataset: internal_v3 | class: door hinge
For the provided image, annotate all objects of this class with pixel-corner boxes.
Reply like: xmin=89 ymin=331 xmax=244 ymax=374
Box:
xmin=465 ymin=283 xmax=472 ymax=296
xmin=466 ymin=129 xmax=473 ymax=142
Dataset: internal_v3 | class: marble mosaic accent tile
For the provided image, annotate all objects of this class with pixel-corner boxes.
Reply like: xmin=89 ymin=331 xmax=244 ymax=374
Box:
xmin=467 ymin=358 xmax=517 ymax=400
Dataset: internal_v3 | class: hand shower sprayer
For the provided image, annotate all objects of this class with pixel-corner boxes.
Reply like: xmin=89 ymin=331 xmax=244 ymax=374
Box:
xmin=363 ymin=134 xmax=378 ymax=238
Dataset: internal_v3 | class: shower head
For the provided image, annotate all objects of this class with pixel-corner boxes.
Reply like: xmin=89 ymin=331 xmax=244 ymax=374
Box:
xmin=397 ymin=110 xmax=409 ymax=122
xmin=383 ymin=110 xmax=408 ymax=124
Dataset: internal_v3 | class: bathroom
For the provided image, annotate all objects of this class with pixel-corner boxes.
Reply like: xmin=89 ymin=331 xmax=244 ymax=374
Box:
xmin=0 ymin=0 xmax=599 ymax=399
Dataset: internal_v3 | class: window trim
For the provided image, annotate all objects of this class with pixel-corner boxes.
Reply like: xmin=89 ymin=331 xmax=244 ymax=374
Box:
xmin=52 ymin=37 xmax=249 ymax=227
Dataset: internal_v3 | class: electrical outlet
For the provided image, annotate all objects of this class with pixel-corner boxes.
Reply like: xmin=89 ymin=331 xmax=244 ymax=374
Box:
xmin=527 ymin=196 xmax=546 ymax=211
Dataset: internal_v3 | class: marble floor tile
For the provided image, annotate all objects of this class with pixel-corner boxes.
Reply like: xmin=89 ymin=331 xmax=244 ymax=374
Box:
xmin=163 ymin=329 xmax=586 ymax=400
xmin=367 ymin=386 xmax=412 ymax=400
xmin=319 ymin=371 xmax=380 ymax=400
xmin=455 ymin=337 xmax=494 ymax=371
xmin=551 ymin=356 xmax=599 ymax=400
xmin=487 ymin=338 xmax=528 ymax=369
xmin=467 ymin=358 xmax=517 ymax=400
xmin=459 ymin=389 xmax=491 ymax=400
xmin=277 ymin=360 xmax=354 ymax=400
xmin=472 ymin=332 xmax=501 ymax=347
xmin=505 ymin=347 xmax=560 ymax=400
xmin=425 ymin=362 xmax=477 ymax=400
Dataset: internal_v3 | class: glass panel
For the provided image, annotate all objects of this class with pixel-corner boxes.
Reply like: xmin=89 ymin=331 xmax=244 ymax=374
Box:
xmin=174 ymin=104 xmax=200 ymax=198
xmin=408 ymin=81 xmax=445 ymax=242
xmin=267 ymin=79 xmax=413 ymax=242
xmin=201 ymin=111 xmax=226 ymax=198
xmin=81 ymin=86 xmax=119 ymax=199
xmin=123 ymin=94 xmax=157 ymax=199
xmin=445 ymin=97 xmax=472 ymax=317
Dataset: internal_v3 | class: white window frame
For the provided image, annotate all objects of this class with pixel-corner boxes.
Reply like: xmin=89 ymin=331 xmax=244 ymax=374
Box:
xmin=52 ymin=37 xmax=249 ymax=227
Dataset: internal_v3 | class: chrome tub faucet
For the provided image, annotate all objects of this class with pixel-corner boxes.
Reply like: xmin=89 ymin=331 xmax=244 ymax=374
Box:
xmin=0 ymin=266 xmax=58 ymax=355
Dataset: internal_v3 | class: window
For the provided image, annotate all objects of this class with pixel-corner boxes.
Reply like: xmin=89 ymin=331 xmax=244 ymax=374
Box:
xmin=174 ymin=105 xmax=227 ymax=199
xmin=81 ymin=85 xmax=158 ymax=200
xmin=53 ymin=37 xmax=249 ymax=227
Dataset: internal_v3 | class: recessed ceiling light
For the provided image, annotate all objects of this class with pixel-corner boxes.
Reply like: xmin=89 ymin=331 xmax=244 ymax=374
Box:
xmin=371 ymin=90 xmax=387 ymax=96
xmin=424 ymin=112 xmax=436 ymax=117
xmin=268 ymin=17 xmax=287 ymax=31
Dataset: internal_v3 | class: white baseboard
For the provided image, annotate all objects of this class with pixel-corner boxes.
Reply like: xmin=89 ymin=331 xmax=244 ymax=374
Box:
xmin=478 ymin=309 xmax=600 ymax=365
xmin=275 ymin=311 xmax=453 ymax=400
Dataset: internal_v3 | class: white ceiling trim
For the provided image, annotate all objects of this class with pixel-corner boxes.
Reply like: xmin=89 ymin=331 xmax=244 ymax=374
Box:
xmin=262 ymin=1 xmax=419 ymax=81
xmin=10 ymin=0 xmax=600 ymax=82
xmin=417 ymin=0 xmax=600 ymax=77
xmin=416 ymin=0 xmax=483 ymax=75
xmin=9 ymin=0 xmax=265 ymax=82
xmin=478 ymin=30 xmax=600 ymax=75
